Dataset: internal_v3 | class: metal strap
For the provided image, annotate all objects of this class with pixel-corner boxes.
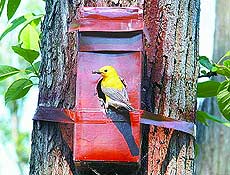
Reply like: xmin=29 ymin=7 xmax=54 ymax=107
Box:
xmin=33 ymin=106 xmax=196 ymax=137
xmin=140 ymin=110 xmax=196 ymax=137
xmin=33 ymin=106 xmax=75 ymax=123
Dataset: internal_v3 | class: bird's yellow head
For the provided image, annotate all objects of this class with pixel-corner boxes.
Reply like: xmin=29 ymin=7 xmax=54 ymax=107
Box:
xmin=93 ymin=66 xmax=119 ymax=78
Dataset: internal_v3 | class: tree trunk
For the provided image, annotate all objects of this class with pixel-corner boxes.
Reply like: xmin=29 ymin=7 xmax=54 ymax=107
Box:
xmin=29 ymin=0 xmax=80 ymax=174
xmin=29 ymin=0 xmax=200 ymax=174
xmin=196 ymin=0 xmax=230 ymax=174
xmin=140 ymin=0 xmax=199 ymax=174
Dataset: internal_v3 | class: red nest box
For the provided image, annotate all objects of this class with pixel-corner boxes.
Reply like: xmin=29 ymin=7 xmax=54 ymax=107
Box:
xmin=73 ymin=7 xmax=143 ymax=163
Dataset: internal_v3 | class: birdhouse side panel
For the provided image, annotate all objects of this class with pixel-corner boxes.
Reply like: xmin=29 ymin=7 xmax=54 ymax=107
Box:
xmin=74 ymin=51 xmax=142 ymax=162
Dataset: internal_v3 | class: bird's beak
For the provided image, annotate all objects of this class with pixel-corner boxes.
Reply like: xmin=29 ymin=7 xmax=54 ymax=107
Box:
xmin=92 ymin=71 xmax=102 ymax=74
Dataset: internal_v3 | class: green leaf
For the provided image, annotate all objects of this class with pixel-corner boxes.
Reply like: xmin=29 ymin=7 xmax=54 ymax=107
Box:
xmin=12 ymin=45 xmax=39 ymax=64
xmin=5 ymin=78 xmax=33 ymax=104
xmin=0 ymin=14 xmax=43 ymax=41
xmin=212 ymin=64 xmax=230 ymax=77
xmin=0 ymin=15 xmax=27 ymax=40
xmin=217 ymin=81 xmax=230 ymax=120
xmin=199 ymin=56 xmax=214 ymax=70
xmin=7 ymin=0 xmax=21 ymax=20
xmin=18 ymin=16 xmax=42 ymax=41
xmin=196 ymin=111 xmax=209 ymax=126
xmin=223 ymin=59 xmax=230 ymax=67
xmin=212 ymin=66 xmax=218 ymax=72
xmin=29 ymin=16 xmax=42 ymax=27
xmin=0 ymin=65 xmax=20 ymax=81
xmin=196 ymin=110 xmax=230 ymax=127
xmin=25 ymin=61 xmax=41 ymax=75
xmin=197 ymin=80 xmax=220 ymax=97
xmin=223 ymin=51 xmax=230 ymax=58
xmin=19 ymin=24 xmax=39 ymax=50
xmin=0 ymin=0 xmax=6 ymax=16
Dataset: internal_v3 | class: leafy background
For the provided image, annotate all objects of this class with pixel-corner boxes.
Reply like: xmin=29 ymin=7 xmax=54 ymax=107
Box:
xmin=0 ymin=0 xmax=44 ymax=174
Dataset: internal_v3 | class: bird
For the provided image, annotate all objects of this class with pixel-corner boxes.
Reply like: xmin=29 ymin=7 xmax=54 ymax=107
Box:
xmin=92 ymin=65 xmax=134 ymax=111
xmin=92 ymin=65 xmax=139 ymax=156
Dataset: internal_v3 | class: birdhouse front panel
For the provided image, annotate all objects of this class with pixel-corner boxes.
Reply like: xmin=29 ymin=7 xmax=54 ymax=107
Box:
xmin=74 ymin=7 xmax=143 ymax=163
xmin=74 ymin=51 xmax=142 ymax=162
xmin=76 ymin=52 xmax=142 ymax=110
xmin=74 ymin=110 xmax=141 ymax=162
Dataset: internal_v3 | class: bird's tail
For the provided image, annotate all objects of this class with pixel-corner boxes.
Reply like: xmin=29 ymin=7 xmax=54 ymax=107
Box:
xmin=106 ymin=107 xmax=139 ymax=156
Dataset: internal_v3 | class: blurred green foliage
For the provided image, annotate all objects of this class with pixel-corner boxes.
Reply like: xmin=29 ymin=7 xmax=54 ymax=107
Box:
xmin=0 ymin=0 xmax=44 ymax=174
xmin=197 ymin=52 xmax=230 ymax=125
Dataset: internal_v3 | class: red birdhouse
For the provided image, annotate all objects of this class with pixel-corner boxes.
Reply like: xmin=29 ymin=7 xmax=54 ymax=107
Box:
xmin=33 ymin=6 xmax=196 ymax=166
xmin=73 ymin=7 xmax=143 ymax=162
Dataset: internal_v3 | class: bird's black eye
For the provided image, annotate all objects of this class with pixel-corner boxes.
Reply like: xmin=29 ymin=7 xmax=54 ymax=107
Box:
xmin=104 ymin=70 xmax=107 ymax=72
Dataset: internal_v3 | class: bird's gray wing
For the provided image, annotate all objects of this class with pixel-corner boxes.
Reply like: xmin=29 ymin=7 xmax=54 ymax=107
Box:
xmin=101 ymin=86 xmax=130 ymax=104
xmin=101 ymin=86 xmax=134 ymax=111
xmin=119 ymin=77 xmax=129 ymax=100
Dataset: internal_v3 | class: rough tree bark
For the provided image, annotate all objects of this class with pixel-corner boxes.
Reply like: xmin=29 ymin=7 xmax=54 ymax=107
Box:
xmin=196 ymin=0 xmax=230 ymax=174
xmin=141 ymin=0 xmax=199 ymax=174
xmin=29 ymin=0 xmax=80 ymax=174
xmin=29 ymin=0 xmax=200 ymax=174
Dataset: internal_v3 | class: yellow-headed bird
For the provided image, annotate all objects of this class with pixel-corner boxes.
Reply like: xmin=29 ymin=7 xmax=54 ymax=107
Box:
xmin=92 ymin=65 xmax=134 ymax=111
xmin=93 ymin=66 xmax=139 ymax=156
